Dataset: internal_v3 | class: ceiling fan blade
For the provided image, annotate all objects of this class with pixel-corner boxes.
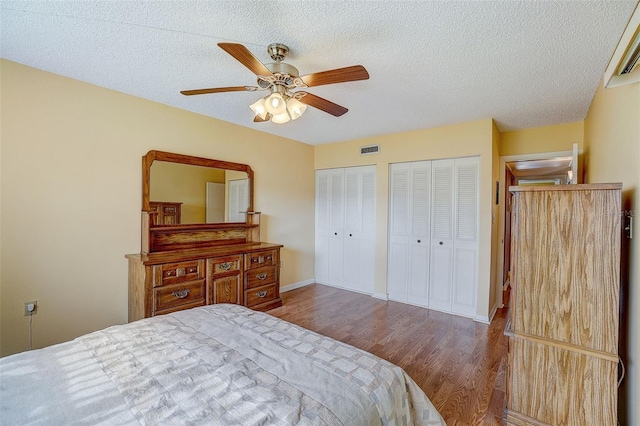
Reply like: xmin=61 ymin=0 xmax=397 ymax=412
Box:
xmin=181 ymin=86 xmax=257 ymax=96
xmin=253 ymin=113 xmax=272 ymax=123
xmin=300 ymin=65 xmax=369 ymax=87
xmin=218 ymin=43 xmax=274 ymax=77
xmin=297 ymin=92 xmax=348 ymax=117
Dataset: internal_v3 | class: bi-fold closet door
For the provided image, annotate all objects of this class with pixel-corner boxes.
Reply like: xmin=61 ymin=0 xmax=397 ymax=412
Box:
xmin=388 ymin=157 xmax=479 ymax=317
xmin=315 ymin=166 xmax=376 ymax=294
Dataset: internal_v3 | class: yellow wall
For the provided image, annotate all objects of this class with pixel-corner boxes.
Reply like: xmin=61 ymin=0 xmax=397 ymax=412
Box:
xmin=315 ymin=118 xmax=499 ymax=321
xmin=490 ymin=121 xmax=501 ymax=313
xmin=499 ymin=121 xmax=584 ymax=156
xmin=583 ymin=81 xmax=640 ymax=425
xmin=0 ymin=60 xmax=316 ymax=356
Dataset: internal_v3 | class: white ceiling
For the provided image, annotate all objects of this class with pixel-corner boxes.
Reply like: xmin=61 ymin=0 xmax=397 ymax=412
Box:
xmin=1 ymin=1 xmax=637 ymax=145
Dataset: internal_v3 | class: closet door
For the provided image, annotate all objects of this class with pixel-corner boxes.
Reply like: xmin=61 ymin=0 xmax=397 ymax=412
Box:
xmin=407 ymin=163 xmax=431 ymax=305
xmin=451 ymin=158 xmax=479 ymax=316
xmin=388 ymin=161 xmax=431 ymax=305
xmin=387 ymin=163 xmax=411 ymax=302
xmin=429 ymin=159 xmax=455 ymax=311
xmin=314 ymin=170 xmax=332 ymax=284
xmin=343 ymin=166 xmax=376 ymax=293
xmin=328 ymin=169 xmax=345 ymax=286
xmin=316 ymin=166 xmax=375 ymax=292
xmin=315 ymin=169 xmax=345 ymax=285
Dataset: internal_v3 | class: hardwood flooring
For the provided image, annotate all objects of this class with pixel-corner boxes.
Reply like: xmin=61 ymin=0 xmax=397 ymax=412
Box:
xmin=268 ymin=284 xmax=509 ymax=426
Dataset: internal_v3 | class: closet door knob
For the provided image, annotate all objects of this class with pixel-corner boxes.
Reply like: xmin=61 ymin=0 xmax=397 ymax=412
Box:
xmin=334 ymin=232 xmax=338 ymax=236
xmin=417 ymin=239 xmax=421 ymax=243
xmin=349 ymin=233 xmax=353 ymax=237
xmin=439 ymin=241 xmax=444 ymax=245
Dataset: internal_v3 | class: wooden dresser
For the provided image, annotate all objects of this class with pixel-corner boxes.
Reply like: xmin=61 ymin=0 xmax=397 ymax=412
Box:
xmin=504 ymin=184 xmax=621 ymax=425
xmin=127 ymin=150 xmax=283 ymax=322
xmin=126 ymin=239 xmax=282 ymax=321
xmin=149 ymin=201 xmax=182 ymax=225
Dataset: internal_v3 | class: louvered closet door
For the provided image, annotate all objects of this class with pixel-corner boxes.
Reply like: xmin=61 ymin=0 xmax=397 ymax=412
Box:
xmin=315 ymin=168 xmax=345 ymax=285
xmin=429 ymin=160 xmax=455 ymax=311
xmin=388 ymin=163 xmax=411 ymax=302
xmin=343 ymin=166 xmax=376 ymax=293
xmin=388 ymin=161 xmax=431 ymax=305
xmin=428 ymin=157 xmax=479 ymax=315
xmin=451 ymin=158 xmax=479 ymax=316
xmin=314 ymin=170 xmax=331 ymax=284
xmin=328 ymin=169 xmax=345 ymax=286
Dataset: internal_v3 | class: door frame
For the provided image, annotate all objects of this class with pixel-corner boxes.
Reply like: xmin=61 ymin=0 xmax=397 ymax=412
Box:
xmin=495 ymin=149 xmax=576 ymax=307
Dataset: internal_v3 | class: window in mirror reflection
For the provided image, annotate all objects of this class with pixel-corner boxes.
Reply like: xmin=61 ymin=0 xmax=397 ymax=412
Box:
xmin=150 ymin=161 xmax=250 ymax=224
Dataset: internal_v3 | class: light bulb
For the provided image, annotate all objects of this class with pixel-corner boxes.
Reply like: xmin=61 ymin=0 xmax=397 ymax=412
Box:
xmin=249 ymin=98 xmax=268 ymax=120
xmin=265 ymin=93 xmax=287 ymax=115
xmin=286 ymin=98 xmax=307 ymax=120
xmin=271 ymin=111 xmax=291 ymax=124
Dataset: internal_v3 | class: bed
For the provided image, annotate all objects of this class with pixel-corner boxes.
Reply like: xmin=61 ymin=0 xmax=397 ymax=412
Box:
xmin=0 ymin=304 xmax=445 ymax=425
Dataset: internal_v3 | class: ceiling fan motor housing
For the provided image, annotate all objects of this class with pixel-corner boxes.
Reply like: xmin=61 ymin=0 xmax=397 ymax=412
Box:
xmin=267 ymin=43 xmax=289 ymax=61
xmin=261 ymin=62 xmax=300 ymax=89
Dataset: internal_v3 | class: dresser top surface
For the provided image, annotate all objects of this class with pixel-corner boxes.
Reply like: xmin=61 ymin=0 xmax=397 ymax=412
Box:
xmin=126 ymin=242 xmax=282 ymax=265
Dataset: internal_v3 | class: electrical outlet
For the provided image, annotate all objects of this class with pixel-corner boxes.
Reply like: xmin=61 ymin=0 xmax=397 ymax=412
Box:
xmin=280 ymin=260 xmax=285 ymax=268
xmin=24 ymin=301 xmax=37 ymax=316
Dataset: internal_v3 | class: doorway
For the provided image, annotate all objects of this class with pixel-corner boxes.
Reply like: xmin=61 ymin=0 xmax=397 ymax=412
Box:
xmin=496 ymin=147 xmax=578 ymax=308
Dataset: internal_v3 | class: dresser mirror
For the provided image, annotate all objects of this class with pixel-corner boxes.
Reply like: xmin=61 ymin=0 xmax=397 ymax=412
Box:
xmin=142 ymin=150 xmax=254 ymax=225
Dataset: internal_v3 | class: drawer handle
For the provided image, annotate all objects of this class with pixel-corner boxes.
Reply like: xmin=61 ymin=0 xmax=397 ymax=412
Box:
xmin=219 ymin=262 xmax=233 ymax=271
xmin=256 ymin=273 xmax=268 ymax=280
xmin=165 ymin=270 xmax=176 ymax=277
xmin=256 ymin=290 xmax=268 ymax=298
xmin=187 ymin=267 xmax=197 ymax=273
xmin=172 ymin=289 xmax=190 ymax=299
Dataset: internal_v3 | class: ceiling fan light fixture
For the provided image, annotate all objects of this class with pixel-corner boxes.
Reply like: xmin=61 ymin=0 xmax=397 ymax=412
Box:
xmin=265 ymin=92 xmax=287 ymax=115
xmin=271 ymin=111 xmax=291 ymax=124
xmin=249 ymin=97 xmax=268 ymax=120
xmin=286 ymin=97 xmax=307 ymax=120
xmin=182 ymin=43 xmax=370 ymax=123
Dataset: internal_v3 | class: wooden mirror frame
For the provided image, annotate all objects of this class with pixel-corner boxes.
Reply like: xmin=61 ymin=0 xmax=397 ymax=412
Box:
xmin=142 ymin=150 xmax=254 ymax=221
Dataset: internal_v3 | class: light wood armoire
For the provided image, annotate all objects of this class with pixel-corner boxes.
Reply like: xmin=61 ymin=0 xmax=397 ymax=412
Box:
xmin=504 ymin=183 xmax=622 ymax=425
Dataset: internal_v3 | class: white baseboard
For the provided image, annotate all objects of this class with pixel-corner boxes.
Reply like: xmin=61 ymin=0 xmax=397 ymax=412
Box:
xmin=371 ymin=292 xmax=388 ymax=301
xmin=280 ymin=279 xmax=314 ymax=293
xmin=473 ymin=314 xmax=490 ymax=324
xmin=474 ymin=304 xmax=499 ymax=324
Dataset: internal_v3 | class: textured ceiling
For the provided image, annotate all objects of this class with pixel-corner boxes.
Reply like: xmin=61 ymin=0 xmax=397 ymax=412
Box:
xmin=1 ymin=1 xmax=637 ymax=145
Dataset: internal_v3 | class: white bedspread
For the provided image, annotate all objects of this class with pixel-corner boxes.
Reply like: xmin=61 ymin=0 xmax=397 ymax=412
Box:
xmin=1 ymin=304 xmax=445 ymax=425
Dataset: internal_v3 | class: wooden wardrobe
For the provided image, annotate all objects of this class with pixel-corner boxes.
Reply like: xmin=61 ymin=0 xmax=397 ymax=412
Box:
xmin=504 ymin=183 xmax=622 ymax=425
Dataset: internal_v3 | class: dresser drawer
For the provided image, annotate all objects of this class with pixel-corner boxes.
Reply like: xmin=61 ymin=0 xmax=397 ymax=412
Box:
xmin=245 ymin=250 xmax=277 ymax=270
xmin=154 ymin=260 xmax=204 ymax=287
xmin=245 ymin=283 xmax=278 ymax=307
xmin=245 ymin=265 xmax=277 ymax=289
xmin=154 ymin=280 xmax=205 ymax=313
xmin=210 ymin=255 xmax=242 ymax=275
xmin=162 ymin=204 xmax=179 ymax=214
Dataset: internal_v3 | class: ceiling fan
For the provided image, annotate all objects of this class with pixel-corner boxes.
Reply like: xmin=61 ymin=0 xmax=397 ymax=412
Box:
xmin=181 ymin=43 xmax=370 ymax=124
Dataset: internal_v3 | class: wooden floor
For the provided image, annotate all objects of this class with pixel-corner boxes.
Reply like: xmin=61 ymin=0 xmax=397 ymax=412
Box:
xmin=268 ymin=284 xmax=508 ymax=426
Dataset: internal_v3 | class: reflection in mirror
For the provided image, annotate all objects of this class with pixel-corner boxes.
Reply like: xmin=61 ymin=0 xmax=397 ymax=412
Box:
xmin=150 ymin=161 xmax=250 ymax=224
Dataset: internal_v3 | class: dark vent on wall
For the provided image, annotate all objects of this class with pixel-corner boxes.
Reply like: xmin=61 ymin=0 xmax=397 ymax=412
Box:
xmin=360 ymin=145 xmax=380 ymax=155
